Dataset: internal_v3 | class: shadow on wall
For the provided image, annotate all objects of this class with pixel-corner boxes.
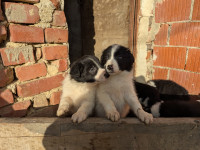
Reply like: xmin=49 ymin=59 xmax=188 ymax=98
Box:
xmin=64 ymin=0 xmax=95 ymax=64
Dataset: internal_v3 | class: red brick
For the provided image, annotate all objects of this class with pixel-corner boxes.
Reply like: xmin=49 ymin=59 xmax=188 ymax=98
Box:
xmin=0 ymin=89 xmax=14 ymax=108
xmin=169 ymin=70 xmax=200 ymax=95
xmin=10 ymin=0 xmax=40 ymax=3
xmin=169 ymin=22 xmax=200 ymax=47
xmin=50 ymin=91 xmax=61 ymax=105
xmin=155 ymin=0 xmax=191 ymax=23
xmin=0 ymin=45 xmax=35 ymax=66
xmin=146 ymin=51 xmax=152 ymax=60
xmin=154 ymin=24 xmax=168 ymax=45
xmin=153 ymin=67 xmax=168 ymax=80
xmin=0 ymin=100 xmax=31 ymax=117
xmin=52 ymin=59 xmax=68 ymax=72
xmin=192 ymin=0 xmax=200 ymax=20
xmin=17 ymin=74 xmax=64 ymax=97
xmin=52 ymin=10 xmax=66 ymax=27
xmin=0 ymin=25 xmax=7 ymax=42
xmin=153 ymin=47 xmax=186 ymax=69
xmin=4 ymin=2 xmax=39 ymax=24
xmin=50 ymin=0 xmax=60 ymax=9
xmin=9 ymin=24 xmax=44 ymax=43
xmin=42 ymin=45 xmax=68 ymax=60
xmin=0 ymin=68 xmax=14 ymax=87
xmin=45 ymin=28 xmax=68 ymax=43
xmin=185 ymin=49 xmax=200 ymax=73
xmin=15 ymin=63 xmax=47 ymax=82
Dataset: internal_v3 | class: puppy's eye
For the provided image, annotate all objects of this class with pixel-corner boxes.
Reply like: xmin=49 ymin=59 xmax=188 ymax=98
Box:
xmin=89 ymin=66 xmax=97 ymax=74
xmin=117 ymin=56 xmax=122 ymax=59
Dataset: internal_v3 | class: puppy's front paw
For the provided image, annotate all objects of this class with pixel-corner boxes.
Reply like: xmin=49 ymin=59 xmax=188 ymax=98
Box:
xmin=71 ymin=111 xmax=87 ymax=123
xmin=106 ymin=110 xmax=120 ymax=122
xmin=57 ymin=105 xmax=69 ymax=117
xmin=137 ymin=109 xmax=153 ymax=124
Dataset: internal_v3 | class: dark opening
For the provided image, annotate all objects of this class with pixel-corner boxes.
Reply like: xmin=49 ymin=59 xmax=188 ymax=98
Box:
xmin=64 ymin=0 xmax=95 ymax=64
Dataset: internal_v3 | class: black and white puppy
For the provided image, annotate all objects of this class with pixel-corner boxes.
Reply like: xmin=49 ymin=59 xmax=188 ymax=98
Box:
xmin=134 ymin=80 xmax=200 ymax=117
xmin=95 ymin=44 xmax=153 ymax=124
xmin=57 ymin=55 xmax=109 ymax=123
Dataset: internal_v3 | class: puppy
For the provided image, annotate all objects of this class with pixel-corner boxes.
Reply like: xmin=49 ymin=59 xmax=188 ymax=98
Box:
xmin=57 ymin=55 xmax=109 ymax=123
xmin=95 ymin=44 xmax=153 ymax=124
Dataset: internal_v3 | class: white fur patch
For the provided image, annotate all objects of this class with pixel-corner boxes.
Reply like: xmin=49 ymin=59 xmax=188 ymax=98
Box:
xmin=197 ymin=100 xmax=200 ymax=103
xmin=143 ymin=97 xmax=149 ymax=107
xmin=151 ymin=101 xmax=162 ymax=117
xmin=147 ymin=81 xmax=157 ymax=87
xmin=105 ymin=45 xmax=119 ymax=73
xmin=95 ymin=68 xmax=106 ymax=82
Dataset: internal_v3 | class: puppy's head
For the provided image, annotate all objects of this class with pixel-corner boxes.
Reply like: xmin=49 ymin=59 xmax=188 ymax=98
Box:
xmin=70 ymin=55 xmax=109 ymax=83
xmin=101 ymin=44 xmax=134 ymax=74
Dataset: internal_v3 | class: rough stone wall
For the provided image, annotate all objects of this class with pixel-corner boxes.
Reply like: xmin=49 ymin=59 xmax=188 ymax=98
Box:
xmin=93 ymin=0 xmax=130 ymax=58
xmin=0 ymin=0 xmax=68 ymax=117
xmin=136 ymin=0 xmax=200 ymax=95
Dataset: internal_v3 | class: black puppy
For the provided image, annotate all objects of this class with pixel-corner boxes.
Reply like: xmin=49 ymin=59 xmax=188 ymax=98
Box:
xmin=133 ymin=80 xmax=200 ymax=117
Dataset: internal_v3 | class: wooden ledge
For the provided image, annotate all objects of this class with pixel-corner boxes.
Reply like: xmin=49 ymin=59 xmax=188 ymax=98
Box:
xmin=0 ymin=117 xmax=200 ymax=150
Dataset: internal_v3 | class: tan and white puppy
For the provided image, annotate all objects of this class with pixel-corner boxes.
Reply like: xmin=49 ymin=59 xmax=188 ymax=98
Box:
xmin=57 ymin=55 xmax=109 ymax=123
xmin=95 ymin=44 xmax=153 ymax=124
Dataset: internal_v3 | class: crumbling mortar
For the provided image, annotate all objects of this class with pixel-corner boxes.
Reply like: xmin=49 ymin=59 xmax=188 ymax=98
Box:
xmin=189 ymin=0 xmax=195 ymax=20
xmin=166 ymin=24 xmax=171 ymax=45
xmin=184 ymin=48 xmax=189 ymax=70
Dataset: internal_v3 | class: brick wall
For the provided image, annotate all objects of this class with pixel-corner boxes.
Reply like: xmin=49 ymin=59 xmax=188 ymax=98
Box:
xmin=146 ymin=0 xmax=200 ymax=95
xmin=0 ymin=0 xmax=68 ymax=117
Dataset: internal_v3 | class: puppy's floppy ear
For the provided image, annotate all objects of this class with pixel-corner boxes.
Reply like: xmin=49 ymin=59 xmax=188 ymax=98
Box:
xmin=126 ymin=48 xmax=134 ymax=64
xmin=70 ymin=62 xmax=84 ymax=79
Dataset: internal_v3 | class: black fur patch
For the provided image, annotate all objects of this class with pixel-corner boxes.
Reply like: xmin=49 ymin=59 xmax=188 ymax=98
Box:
xmin=101 ymin=44 xmax=134 ymax=72
xmin=70 ymin=55 xmax=102 ymax=82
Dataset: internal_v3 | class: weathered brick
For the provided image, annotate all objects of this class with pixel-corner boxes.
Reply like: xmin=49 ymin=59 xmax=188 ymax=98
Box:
xmin=10 ymin=0 xmax=40 ymax=3
xmin=153 ymin=47 xmax=186 ymax=69
xmin=50 ymin=0 xmax=60 ymax=9
xmin=153 ymin=67 xmax=168 ymax=80
xmin=36 ymin=48 xmax=42 ymax=60
xmin=146 ymin=51 xmax=152 ymax=60
xmin=0 ymin=89 xmax=14 ymax=108
xmin=52 ymin=10 xmax=66 ymax=27
xmin=42 ymin=45 xmax=68 ymax=60
xmin=4 ymin=2 xmax=39 ymax=24
xmin=169 ymin=22 xmax=200 ymax=47
xmin=45 ymin=28 xmax=68 ymax=43
xmin=15 ymin=63 xmax=47 ymax=82
xmin=0 ymin=25 xmax=7 ymax=43
xmin=0 ymin=68 xmax=14 ymax=87
xmin=155 ymin=0 xmax=191 ymax=23
xmin=52 ymin=59 xmax=68 ymax=72
xmin=169 ymin=70 xmax=200 ymax=95
xmin=154 ymin=24 xmax=168 ymax=45
xmin=9 ymin=24 xmax=44 ymax=43
xmin=33 ymin=94 xmax=48 ymax=108
xmin=185 ymin=49 xmax=200 ymax=73
xmin=17 ymin=74 xmax=64 ymax=97
xmin=50 ymin=91 xmax=61 ymax=105
xmin=0 ymin=100 xmax=31 ymax=117
xmin=192 ymin=0 xmax=200 ymax=20
xmin=0 ymin=45 xmax=35 ymax=66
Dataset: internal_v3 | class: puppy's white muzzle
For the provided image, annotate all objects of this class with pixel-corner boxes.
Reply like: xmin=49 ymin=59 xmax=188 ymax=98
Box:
xmin=105 ymin=59 xmax=119 ymax=74
xmin=95 ymin=68 xmax=108 ymax=82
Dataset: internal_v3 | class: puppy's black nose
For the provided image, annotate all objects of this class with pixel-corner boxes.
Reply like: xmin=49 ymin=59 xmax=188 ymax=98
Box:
xmin=104 ymin=72 xmax=110 ymax=78
xmin=107 ymin=65 xmax=113 ymax=71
